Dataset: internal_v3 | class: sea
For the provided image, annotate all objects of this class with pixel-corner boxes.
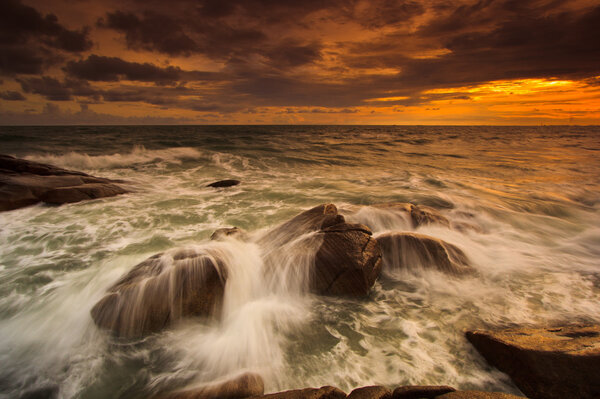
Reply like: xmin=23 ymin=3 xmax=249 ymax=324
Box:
xmin=0 ymin=125 xmax=599 ymax=399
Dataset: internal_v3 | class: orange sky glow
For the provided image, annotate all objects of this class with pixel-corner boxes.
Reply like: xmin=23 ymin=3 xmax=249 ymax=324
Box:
xmin=1 ymin=0 xmax=599 ymax=124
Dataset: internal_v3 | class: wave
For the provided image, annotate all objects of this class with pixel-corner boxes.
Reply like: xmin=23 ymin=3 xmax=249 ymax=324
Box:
xmin=24 ymin=145 xmax=204 ymax=170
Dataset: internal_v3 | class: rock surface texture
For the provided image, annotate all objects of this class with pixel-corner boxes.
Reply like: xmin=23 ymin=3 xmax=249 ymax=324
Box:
xmin=254 ymin=386 xmax=347 ymax=399
xmin=377 ymin=232 xmax=471 ymax=275
xmin=466 ymin=325 xmax=600 ymax=399
xmin=161 ymin=372 xmax=264 ymax=399
xmin=436 ymin=392 xmax=524 ymax=399
xmin=347 ymin=386 xmax=391 ymax=399
xmin=91 ymin=247 xmax=228 ymax=337
xmin=392 ymin=385 xmax=456 ymax=399
xmin=0 ymin=154 xmax=127 ymax=211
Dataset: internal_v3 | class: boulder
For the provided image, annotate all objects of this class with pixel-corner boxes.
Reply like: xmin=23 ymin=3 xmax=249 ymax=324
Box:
xmin=211 ymin=227 xmax=247 ymax=241
xmin=466 ymin=325 xmax=600 ymax=399
xmin=0 ymin=154 xmax=127 ymax=211
xmin=313 ymin=222 xmax=382 ymax=296
xmin=91 ymin=247 xmax=228 ymax=338
xmin=259 ymin=204 xmax=382 ymax=297
xmin=207 ymin=179 xmax=240 ymax=188
xmin=435 ymin=392 xmax=523 ymax=399
xmin=370 ymin=203 xmax=450 ymax=228
xmin=347 ymin=386 xmax=391 ymax=399
xmin=161 ymin=372 xmax=264 ymax=399
xmin=254 ymin=386 xmax=346 ymax=399
xmin=377 ymin=232 xmax=471 ymax=275
xmin=392 ymin=385 xmax=455 ymax=399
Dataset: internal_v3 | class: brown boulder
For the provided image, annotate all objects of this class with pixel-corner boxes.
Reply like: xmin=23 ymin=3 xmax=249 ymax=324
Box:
xmin=347 ymin=385 xmax=391 ymax=399
xmin=370 ymin=203 xmax=450 ymax=228
xmin=207 ymin=179 xmax=240 ymax=188
xmin=211 ymin=227 xmax=247 ymax=241
xmin=466 ymin=325 xmax=600 ymax=399
xmin=392 ymin=385 xmax=455 ymax=399
xmin=377 ymin=232 xmax=471 ymax=275
xmin=91 ymin=247 xmax=228 ymax=337
xmin=0 ymin=154 xmax=127 ymax=211
xmin=313 ymin=222 xmax=382 ymax=296
xmin=254 ymin=386 xmax=346 ymax=399
xmin=435 ymin=392 xmax=523 ymax=399
xmin=161 ymin=372 xmax=264 ymax=399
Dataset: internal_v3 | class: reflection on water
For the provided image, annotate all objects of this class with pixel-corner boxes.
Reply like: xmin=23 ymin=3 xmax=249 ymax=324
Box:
xmin=0 ymin=125 xmax=599 ymax=398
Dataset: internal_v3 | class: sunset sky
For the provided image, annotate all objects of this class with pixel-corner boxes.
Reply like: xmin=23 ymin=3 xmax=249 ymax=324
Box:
xmin=0 ymin=0 xmax=599 ymax=125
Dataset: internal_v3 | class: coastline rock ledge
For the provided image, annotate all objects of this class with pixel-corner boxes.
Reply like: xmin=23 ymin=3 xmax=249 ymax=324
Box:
xmin=0 ymin=154 xmax=127 ymax=211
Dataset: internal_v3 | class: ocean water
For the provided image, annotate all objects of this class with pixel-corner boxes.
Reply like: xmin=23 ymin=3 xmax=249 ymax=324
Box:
xmin=0 ymin=125 xmax=599 ymax=399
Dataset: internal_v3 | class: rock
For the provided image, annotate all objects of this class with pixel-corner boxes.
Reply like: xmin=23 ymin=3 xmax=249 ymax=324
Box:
xmin=313 ymin=222 xmax=382 ymax=296
xmin=211 ymin=227 xmax=246 ymax=241
xmin=377 ymin=232 xmax=471 ymax=275
xmin=466 ymin=325 xmax=600 ymax=399
xmin=435 ymin=392 xmax=523 ymax=399
xmin=18 ymin=384 xmax=59 ymax=399
xmin=254 ymin=386 xmax=346 ymax=399
xmin=371 ymin=203 xmax=450 ymax=228
xmin=207 ymin=179 xmax=240 ymax=188
xmin=392 ymin=385 xmax=455 ymax=399
xmin=161 ymin=372 xmax=264 ymax=399
xmin=91 ymin=247 xmax=228 ymax=337
xmin=347 ymin=385 xmax=391 ymax=399
xmin=0 ymin=154 xmax=127 ymax=211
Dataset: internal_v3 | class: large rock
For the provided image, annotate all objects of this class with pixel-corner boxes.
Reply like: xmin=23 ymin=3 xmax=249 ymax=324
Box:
xmin=207 ymin=179 xmax=240 ymax=188
xmin=0 ymin=154 xmax=127 ymax=211
xmin=161 ymin=372 xmax=264 ymax=399
xmin=377 ymin=232 xmax=471 ymax=275
xmin=254 ymin=386 xmax=346 ymax=399
xmin=91 ymin=247 xmax=228 ymax=338
xmin=392 ymin=385 xmax=455 ymax=399
xmin=364 ymin=203 xmax=450 ymax=229
xmin=466 ymin=325 xmax=600 ymax=399
xmin=435 ymin=392 xmax=523 ymax=399
xmin=347 ymin=385 xmax=391 ymax=399
xmin=259 ymin=204 xmax=382 ymax=297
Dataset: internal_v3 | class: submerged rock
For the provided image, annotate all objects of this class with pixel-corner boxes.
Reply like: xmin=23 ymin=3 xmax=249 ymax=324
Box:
xmin=377 ymin=232 xmax=471 ymax=275
xmin=91 ymin=247 xmax=228 ymax=337
xmin=255 ymin=386 xmax=346 ymax=399
xmin=370 ymin=203 xmax=450 ymax=228
xmin=161 ymin=372 xmax=264 ymax=399
xmin=211 ymin=227 xmax=247 ymax=241
xmin=0 ymin=154 xmax=127 ymax=211
xmin=207 ymin=179 xmax=240 ymax=188
xmin=392 ymin=385 xmax=455 ymax=399
xmin=347 ymin=385 xmax=391 ymax=399
xmin=466 ymin=325 xmax=600 ymax=399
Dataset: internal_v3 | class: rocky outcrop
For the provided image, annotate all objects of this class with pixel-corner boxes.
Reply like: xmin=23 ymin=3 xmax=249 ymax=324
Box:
xmin=466 ymin=325 xmax=600 ymax=399
xmin=207 ymin=179 xmax=240 ymax=188
xmin=377 ymin=232 xmax=471 ymax=275
xmin=392 ymin=385 xmax=455 ymax=399
xmin=91 ymin=247 xmax=228 ymax=338
xmin=313 ymin=222 xmax=382 ymax=296
xmin=259 ymin=204 xmax=382 ymax=297
xmin=211 ymin=227 xmax=247 ymax=241
xmin=347 ymin=386 xmax=391 ymax=399
xmin=255 ymin=386 xmax=346 ymax=399
xmin=161 ymin=372 xmax=264 ymax=399
xmin=436 ymin=392 xmax=523 ymax=399
xmin=370 ymin=203 xmax=450 ymax=228
xmin=0 ymin=154 xmax=127 ymax=211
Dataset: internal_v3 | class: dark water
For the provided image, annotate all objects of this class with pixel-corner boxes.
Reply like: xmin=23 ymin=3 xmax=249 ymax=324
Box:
xmin=0 ymin=125 xmax=599 ymax=398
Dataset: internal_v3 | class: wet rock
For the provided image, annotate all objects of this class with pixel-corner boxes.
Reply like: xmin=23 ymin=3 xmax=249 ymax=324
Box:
xmin=435 ymin=392 xmax=523 ymax=399
xmin=211 ymin=227 xmax=247 ymax=241
xmin=313 ymin=222 xmax=382 ymax=296
xmin=0 ymin=154 xmax=127 ymax=211
xmin=347 ymin=385 xmax=391 ymax=399
xmin=466 ymin=325 xmax=600 ymax=399
xmin=18 ymin=384 xmax=59 ymax=399
xmin=91 ymin=247 xmax=228 ymax=338
xmin=255 ymin=386 xmax=346 ymax=399
xmin=377 ymin=232 xmax=471 ymax=275
xmin=162 ymin=372 xmax=264 ymax=399
xmin=371 ymin=203 xmax=450 ymax=228
xmin=207 ymin=179 xmax=240 ymax=188
xmin=392 ymin=385 xmax=455 ymax=399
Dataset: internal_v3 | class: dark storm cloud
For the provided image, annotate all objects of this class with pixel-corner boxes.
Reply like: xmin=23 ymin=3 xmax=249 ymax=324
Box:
xmin=0 ymin=0 xmax=92 ymax=52
xmin=0 ymin=90 xmax=26 ymax=101
xmin=18 ymin=76 xmax=99 ymax=101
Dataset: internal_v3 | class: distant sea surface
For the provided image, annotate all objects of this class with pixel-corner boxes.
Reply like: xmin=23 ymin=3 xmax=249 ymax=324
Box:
xmin=1 ymin=125 xmax=599 ymax=398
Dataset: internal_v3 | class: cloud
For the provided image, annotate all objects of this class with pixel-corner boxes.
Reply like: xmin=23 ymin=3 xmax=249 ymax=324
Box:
xmin=65 ymin=55 xmax=182 ymax=83
xmin=0 ymin=90 xmax=26 ymax=100
xmin=18 ymin=76 xmax=98 ymax=101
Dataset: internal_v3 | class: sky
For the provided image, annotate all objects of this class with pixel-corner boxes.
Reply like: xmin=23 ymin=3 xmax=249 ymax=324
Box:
xmin=0 ymin=0 xmax=599 ymax=125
